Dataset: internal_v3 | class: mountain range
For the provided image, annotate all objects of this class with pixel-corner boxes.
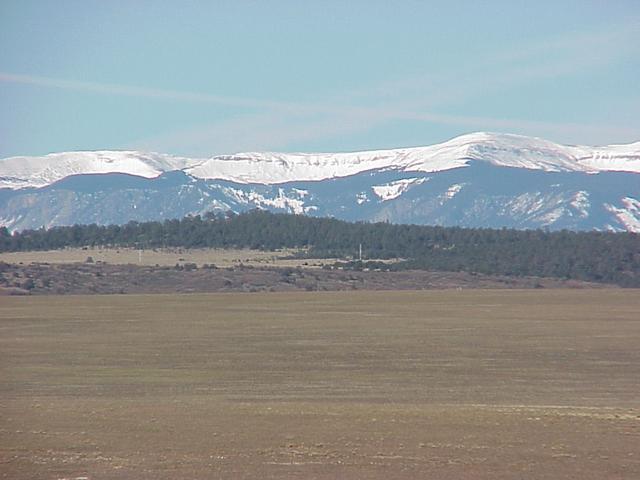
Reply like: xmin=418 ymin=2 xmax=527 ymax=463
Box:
xmin=1 ymin=132 xmax=638 ymax=232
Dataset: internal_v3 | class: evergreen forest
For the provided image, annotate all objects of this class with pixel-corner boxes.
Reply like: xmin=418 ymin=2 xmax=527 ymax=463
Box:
xmin=1 ymin=210 xmax=638 ymax=286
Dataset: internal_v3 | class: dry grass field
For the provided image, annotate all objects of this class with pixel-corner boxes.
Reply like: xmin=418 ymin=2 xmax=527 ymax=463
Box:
xmin=1 ymin=290 xmax=639 ymax=479
xmin=0 ymin=247 xmax=327 ymax=269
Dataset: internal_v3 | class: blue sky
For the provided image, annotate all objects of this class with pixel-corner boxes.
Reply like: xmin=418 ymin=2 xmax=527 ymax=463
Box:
xmin=1 ymin=1 xmax=639 ymax=157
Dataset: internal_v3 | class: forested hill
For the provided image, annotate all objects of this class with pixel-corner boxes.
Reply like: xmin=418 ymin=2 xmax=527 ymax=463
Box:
xmin=1 ymin=210 xmax=639 ymax=286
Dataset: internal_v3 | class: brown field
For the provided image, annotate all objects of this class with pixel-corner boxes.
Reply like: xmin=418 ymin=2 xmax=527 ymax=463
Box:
xmin=0 ymin=247 xmax=327 ymax=269
xmin=1 ymin=290 xmax=639 ymax=479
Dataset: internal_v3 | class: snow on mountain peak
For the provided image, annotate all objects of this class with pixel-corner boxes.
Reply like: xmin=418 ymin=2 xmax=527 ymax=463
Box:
xmin=0 ymin=150 xmax=199 ymax=189
xmin=1 ymin=132 xmax=638 ymax=190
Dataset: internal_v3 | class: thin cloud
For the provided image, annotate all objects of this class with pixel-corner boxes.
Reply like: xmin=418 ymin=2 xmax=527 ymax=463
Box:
xmin=0 ymin=72 xmax=294 ymax=111
xmin=337 ymin=21 xmax=640 ymax=111
xmin=0 ymin=71 xmax=381 ymax=119
xmin=4 ymin=69 xmax=637 ymax=155
xmin=2 ymin=20 xmax=639 ymax=155
xmin=487 ymin=21 xmax=640 ymax=67
xmin=133 ymin=107 xmax=639 ymax=158
xmin=132 ymin=111 xmax=377 ymax=156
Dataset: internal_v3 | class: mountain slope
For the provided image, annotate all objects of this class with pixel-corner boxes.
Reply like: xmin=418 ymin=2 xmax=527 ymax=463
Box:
xmin=2 ymin=132 xmax=640 ymax=190
xmin=1 ymin=164 xmax=638 ymax=233
xmin=1 ymin=133 xmax=638 ymax=232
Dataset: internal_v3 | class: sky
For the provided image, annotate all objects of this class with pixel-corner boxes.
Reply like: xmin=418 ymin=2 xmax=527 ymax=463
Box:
xmin=1 ymin=0 xmax=639 ymax=158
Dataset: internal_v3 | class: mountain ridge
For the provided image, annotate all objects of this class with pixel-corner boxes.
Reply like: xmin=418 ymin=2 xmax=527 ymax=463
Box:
xmin=1 ymin=132 xmax=638 ymax=233
xmin=2 ymin=132 xmax=639 ymax=190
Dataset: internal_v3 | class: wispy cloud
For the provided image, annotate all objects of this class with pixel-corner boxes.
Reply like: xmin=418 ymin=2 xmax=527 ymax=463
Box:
xmin=0 ymin=72 xmax=294 ymax=111
xmin=336 ymin=22 xmax=640 ymax=111
xmin=2 ymin=21 xmax=639 ymax=154
xmin=134 ymin=108 xmax=640 ymax=157
xmin=133 ymin=111 xmax=376 ymax=156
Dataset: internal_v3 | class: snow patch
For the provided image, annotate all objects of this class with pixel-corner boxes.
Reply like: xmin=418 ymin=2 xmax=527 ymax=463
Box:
xmin=444 ymin=183 xmax=464 ymax=199
xmin=356 ymin=192 xmax=369 ymax=205
xmin=258 ymin=189 xmax=308 ymax=214
xmin=538 ymin=207 xmax=567 ymax=225
xmin=605 ymin=197 xmax=640 ymax=232
xmin=372 ymin=177 xmax=427 ymax=201
xmin=570 ymin=191 xmax=590 ymax=218
xmin=219 ymin=187 xmax=313 ymax=215
xmin=504 ymin=192 xmax=572 ymax=226
xmin=0 ymin=215 xmax=22 ymax=231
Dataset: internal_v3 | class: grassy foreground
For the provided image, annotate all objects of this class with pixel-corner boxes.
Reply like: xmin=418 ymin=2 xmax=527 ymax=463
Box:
xmin=1 ymin=290 xmax=639 ymax=479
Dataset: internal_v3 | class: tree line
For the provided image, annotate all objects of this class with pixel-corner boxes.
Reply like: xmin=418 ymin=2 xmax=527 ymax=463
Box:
xmin=1 ymin=210 xmax=638 ymax=286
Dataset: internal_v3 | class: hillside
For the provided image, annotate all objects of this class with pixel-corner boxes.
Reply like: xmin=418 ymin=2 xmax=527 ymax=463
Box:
xmin=2 ymin=211 xmax=638 ymax=287
xmin=1 ymin=132 xmax=639 ymax=233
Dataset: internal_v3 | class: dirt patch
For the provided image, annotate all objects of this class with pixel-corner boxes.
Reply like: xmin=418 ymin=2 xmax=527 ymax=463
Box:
xmin=1 ymin=290 xmax=639 ymax=478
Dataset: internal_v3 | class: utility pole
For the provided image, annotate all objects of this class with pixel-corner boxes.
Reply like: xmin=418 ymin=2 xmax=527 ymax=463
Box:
xmin=359 ymin=243 xmax=362 ymax=261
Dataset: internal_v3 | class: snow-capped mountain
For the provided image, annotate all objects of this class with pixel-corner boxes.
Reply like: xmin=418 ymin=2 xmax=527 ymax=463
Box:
xmin=2 ymin=132 xmax=640 ymax=190
xmin=1 ymin=132 xmax=639 ymax=232
xmin=0 ymin=150 xmax=197 ymax=190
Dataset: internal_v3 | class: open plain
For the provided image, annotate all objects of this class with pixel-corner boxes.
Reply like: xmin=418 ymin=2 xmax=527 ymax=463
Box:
xmin=0 ymin=247 xmax=318 ymax=269
xmin=1 ymin=290 xmax=639 ymax=479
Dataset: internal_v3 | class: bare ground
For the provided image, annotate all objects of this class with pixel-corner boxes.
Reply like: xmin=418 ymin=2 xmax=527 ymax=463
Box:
xmin=1 ymin=290 xmax=639 ymax=479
